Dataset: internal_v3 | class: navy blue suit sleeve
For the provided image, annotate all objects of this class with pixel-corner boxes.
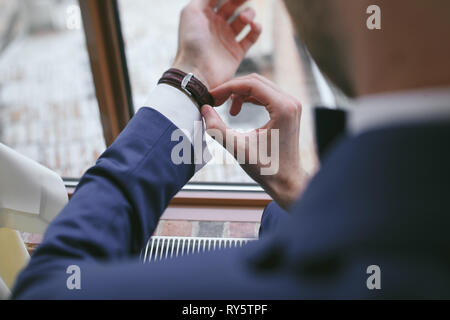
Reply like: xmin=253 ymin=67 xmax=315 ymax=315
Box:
xmin=259 ymin=202 xmax=290 ymax=238
xmin=12 ymin=108 xmax=196 ymax=297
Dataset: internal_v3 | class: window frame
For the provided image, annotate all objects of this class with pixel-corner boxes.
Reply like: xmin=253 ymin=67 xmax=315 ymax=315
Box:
xmin=79 ymin=0 xmax=134 ymax=147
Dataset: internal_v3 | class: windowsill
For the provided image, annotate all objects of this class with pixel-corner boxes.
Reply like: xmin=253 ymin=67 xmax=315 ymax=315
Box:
xmin=66 ymin=180 xmax=272 ymax=223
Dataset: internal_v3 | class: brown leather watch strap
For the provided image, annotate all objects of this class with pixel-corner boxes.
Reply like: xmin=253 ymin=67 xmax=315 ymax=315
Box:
xmin=158 ymin=68 xmax=214 ymax=108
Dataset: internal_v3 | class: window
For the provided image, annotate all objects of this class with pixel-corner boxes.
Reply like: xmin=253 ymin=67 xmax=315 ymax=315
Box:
xmin=0 ymin=0 xmax=106 ymax=178
xmin=118 ymin=0 xmax=320 ymax=184
xmin=1 ymin=0 xmax=341 ymax=246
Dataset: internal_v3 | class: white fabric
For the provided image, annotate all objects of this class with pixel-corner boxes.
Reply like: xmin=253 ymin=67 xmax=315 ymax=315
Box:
xmin=145 ymin=84 xmax=211 ymax=171
xmin=350 ymin=87 xmax=450 ymax=135
xmin=0 ymin=144 xmax=68 ymax=234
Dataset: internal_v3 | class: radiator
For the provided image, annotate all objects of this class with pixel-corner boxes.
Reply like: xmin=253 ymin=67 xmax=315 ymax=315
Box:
xmin=143 ymin=236 xmax=256 ymax=263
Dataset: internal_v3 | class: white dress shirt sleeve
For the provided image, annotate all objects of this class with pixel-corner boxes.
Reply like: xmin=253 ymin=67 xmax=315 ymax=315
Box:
xmin=143 ymin=84 xmax=211 ymax=172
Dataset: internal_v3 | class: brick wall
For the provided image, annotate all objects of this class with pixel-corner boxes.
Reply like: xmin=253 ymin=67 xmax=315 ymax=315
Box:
xmin=21 ymin=221 xmax=260 ymax=255
xmin=155 ymin=220 xmax=260 ymax=239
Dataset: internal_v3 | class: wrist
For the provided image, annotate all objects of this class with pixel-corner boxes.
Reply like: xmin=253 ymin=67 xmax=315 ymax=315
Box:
xmin=268 ymin=171 xmax=306 ymax=210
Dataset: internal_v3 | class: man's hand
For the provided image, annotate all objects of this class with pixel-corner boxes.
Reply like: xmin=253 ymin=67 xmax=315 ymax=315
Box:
xmin=201 ymin=74 xmax=306 ymax=209
xmin=173 ymin=0 xmax=262 ymax=89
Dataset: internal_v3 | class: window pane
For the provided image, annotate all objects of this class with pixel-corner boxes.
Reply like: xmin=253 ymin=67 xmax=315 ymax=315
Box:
xmin=0 ymin=0 xmax=106 ymax=178
xmin=119 ymin=0 xmax=320 ymax=184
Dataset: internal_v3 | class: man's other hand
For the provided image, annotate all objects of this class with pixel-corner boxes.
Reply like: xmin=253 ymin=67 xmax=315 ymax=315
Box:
xmin=173 ymin=0 xmax=262 ymax=89
xmin=202 ymin=74 xmax=306 ymax=209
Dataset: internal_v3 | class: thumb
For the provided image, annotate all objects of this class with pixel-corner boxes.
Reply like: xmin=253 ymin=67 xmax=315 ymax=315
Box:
xmin=201 ymin=105 xmax=238 ymax=152
xmin=201 ymin=105 xmax=228 ymax=135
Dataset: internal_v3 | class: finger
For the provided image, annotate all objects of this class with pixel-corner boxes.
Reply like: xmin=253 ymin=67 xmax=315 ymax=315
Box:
xmin=230 ymin=94 xmax=245 ymax=116
xmin=210 ymin=0 xmax=222 ymax=8
xmin=202 ymin=105 xmax=227 ymax=133
xmin=201 ymin=105 xmax=240 ymax=149
xmin=247 ymin=72 xmax=283 ymax=94
xmin=211 ymin=76 xmax=280 ymax=108
xmin=243 ymin=96 xmax=265 ymax=106
xmin=197 ymin=0 xmax=221 ymax=9
xmin=217 ymin=0 xmax=248 ymax=21
xmin=202 ymin=105 xmax=255 ymax=161
xmin=239 ymin=21 xmax=262 ymax=52
xmin=230 ymin=7 xmax=255 ymax=36
xmin=230 ymin=94 xmax=265 ymax=116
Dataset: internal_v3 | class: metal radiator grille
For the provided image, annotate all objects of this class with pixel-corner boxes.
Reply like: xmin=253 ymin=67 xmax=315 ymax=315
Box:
xmin=143 ymin=236 xmax=256 ymax=263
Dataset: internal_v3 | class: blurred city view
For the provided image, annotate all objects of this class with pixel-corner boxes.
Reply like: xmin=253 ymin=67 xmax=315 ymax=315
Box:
xmin=0 ymin=0 xmax=331 ymax=183
xmin=0 ymin=0 xmax=105 ymax=178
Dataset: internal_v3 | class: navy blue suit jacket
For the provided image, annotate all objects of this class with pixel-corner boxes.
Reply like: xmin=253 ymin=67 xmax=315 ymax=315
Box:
xmin=12 ymin=107 xmax=450 ymax=299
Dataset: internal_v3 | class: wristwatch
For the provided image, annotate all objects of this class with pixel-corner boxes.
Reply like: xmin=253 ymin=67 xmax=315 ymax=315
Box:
xmin=158 ymin=68 xmax=214 ymax=108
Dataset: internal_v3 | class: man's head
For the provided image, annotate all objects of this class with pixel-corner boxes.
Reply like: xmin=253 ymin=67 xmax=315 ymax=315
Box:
xmin=284 ymin=0 xmax=450 ymax=97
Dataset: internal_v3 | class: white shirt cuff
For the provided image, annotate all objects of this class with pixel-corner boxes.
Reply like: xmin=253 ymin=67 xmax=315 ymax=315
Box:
xmin=143 ymin=84 xmax=211 ymax=172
